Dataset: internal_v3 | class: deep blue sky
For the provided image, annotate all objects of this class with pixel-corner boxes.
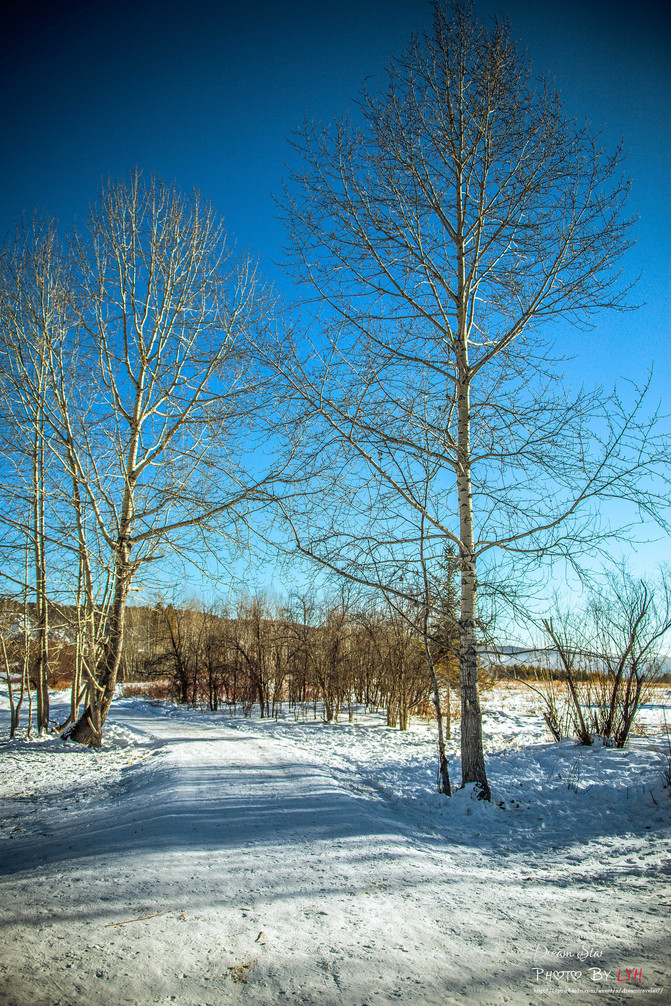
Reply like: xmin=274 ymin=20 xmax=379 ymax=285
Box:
xmin=1 ymin=0 xmax=669 ymax=583
xmin=1 ymin=0 xmax=668 ymax=376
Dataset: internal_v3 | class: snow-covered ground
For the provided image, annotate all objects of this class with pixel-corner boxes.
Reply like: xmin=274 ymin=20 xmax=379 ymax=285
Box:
xmin=0 ymin=682 xmax=670 ymax=1006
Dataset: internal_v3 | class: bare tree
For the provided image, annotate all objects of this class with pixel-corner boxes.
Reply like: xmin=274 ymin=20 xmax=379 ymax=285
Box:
xmin=1 ymin=171 xmax=287 ymax=745
xmin=60 ymin=171 xmax=289 ymax=744
xmin=274 ymin=0 xmax=669 ymax=797
xmin=0 ymin=217 xmax=77 ymax=732
xmin=418 ymin=535 xmax=461 ymax=794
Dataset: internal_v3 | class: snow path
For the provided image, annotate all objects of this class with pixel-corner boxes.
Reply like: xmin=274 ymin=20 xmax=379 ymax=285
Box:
xmin=1 ymin=696 xmax=670 ymax=1006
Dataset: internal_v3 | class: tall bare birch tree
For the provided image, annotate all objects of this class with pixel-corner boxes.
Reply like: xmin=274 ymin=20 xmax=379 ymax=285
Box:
xmin=276 ymin=1 xmax=669 ymax=797
xmin=60 ymin=171 xmax=285 ymax=745
xmin=0 ymin=217 xmax=75 ymax=733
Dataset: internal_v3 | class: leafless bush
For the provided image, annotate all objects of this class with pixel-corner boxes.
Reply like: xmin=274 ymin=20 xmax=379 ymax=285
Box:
xmin=533 ymin=566 xmax=671 ymax=746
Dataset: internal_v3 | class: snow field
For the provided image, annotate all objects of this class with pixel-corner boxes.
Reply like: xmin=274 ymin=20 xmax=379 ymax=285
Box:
xmin=0 ymin=683 xmax=669 ymax=1006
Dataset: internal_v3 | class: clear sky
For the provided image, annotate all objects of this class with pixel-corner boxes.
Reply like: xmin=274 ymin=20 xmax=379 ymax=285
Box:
xmin=1 ymin=0 xmax=669 ymax=590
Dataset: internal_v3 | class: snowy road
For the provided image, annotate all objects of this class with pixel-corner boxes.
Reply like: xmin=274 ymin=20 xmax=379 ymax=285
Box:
xmin=1 ymin=695 xmax=669 ymax=1005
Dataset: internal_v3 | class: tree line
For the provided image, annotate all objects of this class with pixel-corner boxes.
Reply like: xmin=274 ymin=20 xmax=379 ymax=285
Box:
xmin=1 ymin=591 xmax=461 ymax=737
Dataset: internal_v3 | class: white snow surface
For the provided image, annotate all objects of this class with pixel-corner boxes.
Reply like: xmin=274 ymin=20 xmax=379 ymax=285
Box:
xmin=0 ymin=682 xmax=670 ymax=1006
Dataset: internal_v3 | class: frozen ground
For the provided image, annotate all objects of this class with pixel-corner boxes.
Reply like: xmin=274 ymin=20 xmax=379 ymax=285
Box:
xmin=0 ymin=682 xmax=670 ymax=1006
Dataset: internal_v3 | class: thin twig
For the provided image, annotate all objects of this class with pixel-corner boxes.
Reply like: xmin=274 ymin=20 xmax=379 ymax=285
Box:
xmin=104 ymin=911 xmax=164 ymax=927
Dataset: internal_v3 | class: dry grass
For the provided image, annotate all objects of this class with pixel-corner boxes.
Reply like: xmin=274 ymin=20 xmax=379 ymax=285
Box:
xmin=121 ymin=680 xmax=173 ymax=701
